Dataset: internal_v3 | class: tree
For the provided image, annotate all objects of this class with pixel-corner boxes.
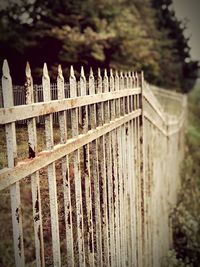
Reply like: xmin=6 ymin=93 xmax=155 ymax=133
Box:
xmin=151 ymin=0 xmax=199 ymax=92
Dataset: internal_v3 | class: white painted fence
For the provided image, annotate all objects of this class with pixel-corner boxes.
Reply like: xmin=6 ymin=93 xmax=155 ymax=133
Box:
xmin=0 ymin=60 xmax=187 ymax=267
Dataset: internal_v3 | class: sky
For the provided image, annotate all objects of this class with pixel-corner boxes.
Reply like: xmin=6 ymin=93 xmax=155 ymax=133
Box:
xmin=173 ymin=0 xmax=200 ymax=61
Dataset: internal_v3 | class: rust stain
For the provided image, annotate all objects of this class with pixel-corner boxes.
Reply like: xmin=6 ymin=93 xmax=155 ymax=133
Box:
xmin=14 ymin=157 xmax=18 ymax=166
xmin=15 ymin=208 xmax=19 ymax=223
xmin=37 ymin=225 xmax=41 ymax=241
xmin=18 ymin=235 xmax=22 ymax=257
xmin=70 ymin=98 xmax=78 ymax=108
xmin=34 ymin=214 xmax=40 ymax=222
xmin=34 ymin=191 xmax=39 ymax=221
xmin=35 ymin=191 xmax=39 ymax=213
xmin=125 ymin=126 xmax=128 ymax=135
xmin=67 ymin=213 xmax=71 ymax=225
xmin=34 ymin=214 xmax=39 ymax=222
xmin=88 ymin=232 xmax=92 ymax=252
xmin=28 ymin=143 xmax=35 ymax=158
xmin=67 ymin=203 xmax=71 ymax=225
xmin=49 ymin=107 xmax=56 ymax=114
xmin=140 ymin=162 xmax=143 ymax=172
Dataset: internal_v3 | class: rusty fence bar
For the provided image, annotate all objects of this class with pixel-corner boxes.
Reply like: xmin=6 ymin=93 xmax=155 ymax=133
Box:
xmin=0 ymin=60 xmax=187 ymax=267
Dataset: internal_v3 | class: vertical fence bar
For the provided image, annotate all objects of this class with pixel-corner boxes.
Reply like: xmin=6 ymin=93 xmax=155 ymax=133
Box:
xmin=111 ymin=69 xmax=121 ymax=267
xmin=97 ymin=68 xmax=110 ymax=267
xmin=25 ymin=62 xmax=45 ymax=267
xmin=70 ymin=66 xmax=86 ymax=267
xmin=124 ymin=71 xmax=133 ymax=266
xmin=109 ymin=69 xmax=119 ymax=267
xmin=114 ymin=70 xmax=123 ymax=267
xmin=80 ymin=66 xmax=95 ymax=267
xmin=134 ymin=71 xmax=142 ymax=267
xmin=122 ymin=108 xmax=128 ymax=266
xmin=103 ymin=69 xmax=115 ymax=266
xmin=138 ymin=71 xmax=147 ymax=266
xmin=2 ymin=60 xmax=25 ymax=267
xmin=88 ymin=68 xmax=103 ymax=266
xmin=130 ymin=115 xmax=137 ymax=267
xmin=127 ymin=72 xmax=136 ymax=267
xmin=132 ymin=75 xmax=138 ymax=266
xmin=107 ymin=129 xmax=115 ymax=267
xmin=43 ymin=63 xmax=61 ymax=266
xmin=118 ymin=71 xmax=126 ymax=267
xmin=133 ymin=71 xmax=140 ymax=267
xmin=57 ymin=65 xmax=75 ymax=267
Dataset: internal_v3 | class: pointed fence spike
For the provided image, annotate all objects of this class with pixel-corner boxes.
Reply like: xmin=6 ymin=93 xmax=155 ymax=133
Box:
xmin=104 ymin=69 xmax=108 ymax=77
xmin=58 ymin=64 xmax=63 ymax=77
xmin=135 ymin=71 xmax=138 ymax=80
xmin=135 ymin=71 xmax=139 ymax=87
xmin=81 ymin=66 xmax=85 ymax=78
xmin=110 ymin=69 xmax=113 ymax=77
xmin=110 ymin=69 xmax=114 ymax=92
xmin=120 ymin=71 xmax=123 ymax=78
xmin=2 ymin=59 xmax=10 ymax=78
xmin=25 ymin=61 xmax=33 ymax=105
xmin=26 ymin=62 xmax=31 ymax=78
xmin=43 ymin=63 xmax=49 ymax=79
xmin=70 ymin=65 xmax=75 ymax=77
xmin=98 ymin=68 xmax=101 ymax=77
xmin=57 ymin=64 xmax=65 ymax=101
xmin=89 ymin=67 xmax=94 ymax=77
xmin=97 ymin=68 xmax=102 ymax=94
xmin=141 ymin=70 xmax=144 ymax=80
xmin=114 ymin=69 xmax=120 ymax=91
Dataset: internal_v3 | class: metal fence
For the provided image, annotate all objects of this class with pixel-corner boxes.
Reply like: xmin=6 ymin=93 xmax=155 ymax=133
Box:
xmin=0 ymin=60 xmax=187 ymax=267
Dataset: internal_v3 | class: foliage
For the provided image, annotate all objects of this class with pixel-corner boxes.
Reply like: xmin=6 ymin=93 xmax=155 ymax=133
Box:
xmin=162 ymin=249 xmax=192 ymax=267
xmin=0 ymin=0 xmax=198 ymax=90
xmin=151 ymin=0 xmax=199 ymax=92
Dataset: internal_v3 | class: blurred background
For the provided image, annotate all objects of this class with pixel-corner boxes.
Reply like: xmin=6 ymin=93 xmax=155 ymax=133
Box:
xmin=0 ymin=0 xmax=199 ymax=91
xmin=0 ymin=0 xmax=199 ymax=266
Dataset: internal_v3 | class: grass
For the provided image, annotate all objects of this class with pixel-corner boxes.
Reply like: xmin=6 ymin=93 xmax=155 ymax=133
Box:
xmin=0 ymin=124 xmax=62 ymax=169
xmin=0 ymin=124 xmax=72 ymax=266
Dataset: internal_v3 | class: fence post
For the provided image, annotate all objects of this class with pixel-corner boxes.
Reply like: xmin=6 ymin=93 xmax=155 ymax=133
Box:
xmin=2 ymin=60 xmax=25 ymax=267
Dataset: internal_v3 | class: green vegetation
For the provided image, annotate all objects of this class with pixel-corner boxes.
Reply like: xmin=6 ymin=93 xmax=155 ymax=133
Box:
xmin=162 ymin=80 xmax=200 ymax=266
xmin=0 ymin=0 xmax=198 ymax=91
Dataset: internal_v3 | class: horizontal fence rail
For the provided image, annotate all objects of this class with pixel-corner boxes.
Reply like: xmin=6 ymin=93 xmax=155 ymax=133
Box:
xmin=0 ymin=60 xmax=187 ymax=267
